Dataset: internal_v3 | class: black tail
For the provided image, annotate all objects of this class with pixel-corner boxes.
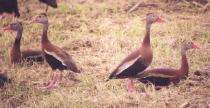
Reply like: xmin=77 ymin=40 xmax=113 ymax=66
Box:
xmin=106 ymin=74 xmax=115 ymax=82
xmin=68 ymin=63 xmax=81 ymax=73
xmin=106 ymin=78 xmax=110 ymax=82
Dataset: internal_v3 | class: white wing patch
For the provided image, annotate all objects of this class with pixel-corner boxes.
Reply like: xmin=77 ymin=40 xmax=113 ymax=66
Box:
xmin=116 ymin=55 xmax=141 ymax=75
xmin=44 ymin=49 xmax=67 ymax=66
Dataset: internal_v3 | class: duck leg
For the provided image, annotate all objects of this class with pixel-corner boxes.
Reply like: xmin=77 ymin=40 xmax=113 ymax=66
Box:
xmin=45 ymin=4 xmax=48 ymax=13
xmin=44 ymin=72 xmax=58 ymax=89
xmin=0 ymin=14 xmax=2 ymax=21
xmin=127 ymin=78 xmax=135 ymax=92
xmin=12 ymin=13 xmax=17 ymax=22
xmin=54 ymin=73 xmax=63 ymax=86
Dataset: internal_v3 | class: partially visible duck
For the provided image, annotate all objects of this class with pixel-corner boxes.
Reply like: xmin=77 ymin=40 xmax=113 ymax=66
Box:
xmin=136 ymin=41 xmax=199 ymax=86
xmin=107 ymin=13 xmax=166 ymax=92
xmin=39 ymin=0 xmax=58 ymax=12
xmin=30 ymin=13 xmax=80 ymax=89
xmin=3 ymin=22 xmax=44 ymax=64
xmin=0 ymin=72 xmax=9 ymax=88
xmin=0 ymin=0 xmax=20 ymax=21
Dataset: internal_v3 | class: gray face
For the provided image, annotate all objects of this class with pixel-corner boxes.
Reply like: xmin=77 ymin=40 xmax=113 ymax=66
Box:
xmin=182 ymin=41 xmax=194 ymax=50
xmin=10 ymin=23 xmax=23 ymax=31
xmin=35 ymin=14 xmax=48 ymax=24
xmin=146 ymin=13 xmax=159 ymax=24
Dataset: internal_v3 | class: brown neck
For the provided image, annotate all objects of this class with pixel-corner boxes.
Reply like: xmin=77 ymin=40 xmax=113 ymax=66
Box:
xmin=180 ymin=49 xmax=189 ymax=77
xmin=13 ymin=30 xmax=23 ymax=52
xmin=42 ymin=23 xmax=49 ymax=44
xmin=142 ymin=22 xmax=151 ymax=46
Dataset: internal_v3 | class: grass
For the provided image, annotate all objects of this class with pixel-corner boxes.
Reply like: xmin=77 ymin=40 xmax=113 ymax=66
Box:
xmin=0 ymin=0 xmax=210 ymax=107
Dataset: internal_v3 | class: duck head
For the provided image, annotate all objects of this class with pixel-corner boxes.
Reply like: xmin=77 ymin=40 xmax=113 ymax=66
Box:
xmin=182 ymin=41 xmax=199 ymax=51
xmin=146 ymin=13 xmax=166 ymax=24
xmin=30 ymin=13 xmax=48 ymax=24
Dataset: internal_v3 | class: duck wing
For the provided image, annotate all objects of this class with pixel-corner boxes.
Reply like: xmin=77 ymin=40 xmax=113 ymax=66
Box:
xmin=108 ymin=49 xmax=148 ymax=79
xmin=43 ymin=45 xmax=79 ymax=72
xmin=136 ymin=68 xmax=179 ymax=86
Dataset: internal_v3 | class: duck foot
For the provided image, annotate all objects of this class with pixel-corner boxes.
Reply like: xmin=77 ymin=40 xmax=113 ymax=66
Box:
xmin=39 ymin=72 xmax=62 ymax=90
xmin=40 ymin=81 xmax=58 ymax=90
xmin=139 ymin=92 xmax=147 ymax=97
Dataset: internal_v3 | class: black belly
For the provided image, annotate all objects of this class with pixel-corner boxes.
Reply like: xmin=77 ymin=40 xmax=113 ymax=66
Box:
xmin=117 ymin=58 xmax=147 ymax=78
xmin=45 ymin=53 xmax=67 ymax=71
xmin=39 ymin=0 xmax=58 ymax=8
xmin=138 ymin=76 xmax=172 ymax=86
xmin=24 ymin=55 xmax=44 ymax=62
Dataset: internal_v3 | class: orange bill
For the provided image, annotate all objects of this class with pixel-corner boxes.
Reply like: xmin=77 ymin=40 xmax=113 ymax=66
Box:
xmin=192 ymin=43 xmax=199 ymax=48
xmin=3 ymin=25 xmax=12 ymax=31
xmin=29 ymin=19 xmax=38 ymax=24
xmin=156 ymin=16 xmax=166 ymax=23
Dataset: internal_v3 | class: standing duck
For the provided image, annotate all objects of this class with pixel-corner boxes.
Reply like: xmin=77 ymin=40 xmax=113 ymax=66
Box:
xmin=107 ymin=13 xmax=166 ymax=92
xmin=3 ymin=22 xmax=44 ymax=64
xmin=0 ymin=0 xmax=20 ymax=21
xmin=136 ymin=41 xmax=199 ymax=86
xmin=39 ymin=0 xmax=58 ymax=12
xmin=30 ymin=13 xmax=80 ymax=89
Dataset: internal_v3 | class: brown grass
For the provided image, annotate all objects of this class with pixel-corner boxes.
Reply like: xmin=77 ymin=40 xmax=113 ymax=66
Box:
xmin=0 ymin=0 xmax=210 ymax=107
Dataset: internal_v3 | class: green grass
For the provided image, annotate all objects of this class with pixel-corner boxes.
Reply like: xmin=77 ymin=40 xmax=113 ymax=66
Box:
xmin=0 ymin=0 xmax=210 ymax=107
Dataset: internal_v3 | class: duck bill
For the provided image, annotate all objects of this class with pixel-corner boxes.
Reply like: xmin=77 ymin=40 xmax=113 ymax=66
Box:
xmin=192 ymin=44 xmax=199 ymax=49
xmin=157 ymin=16 xmax=166 ymax=23
xmin=3 ymin=25 xmax=12 ymax=31
xmin=29 ymin=19 xmax=38 ymax=24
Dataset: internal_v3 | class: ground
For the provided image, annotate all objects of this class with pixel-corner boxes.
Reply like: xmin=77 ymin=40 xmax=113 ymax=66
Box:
xmin=0 ymin=0 xmax=210 ymax=108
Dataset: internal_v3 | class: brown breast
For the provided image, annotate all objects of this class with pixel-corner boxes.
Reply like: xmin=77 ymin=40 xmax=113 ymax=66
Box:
xmin=139 ymin=45 xmax=153 ymax=66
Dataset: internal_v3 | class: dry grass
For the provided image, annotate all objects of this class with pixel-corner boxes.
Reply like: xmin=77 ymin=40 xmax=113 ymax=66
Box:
xmin=0 ymin=0 xmax=210 ymax=107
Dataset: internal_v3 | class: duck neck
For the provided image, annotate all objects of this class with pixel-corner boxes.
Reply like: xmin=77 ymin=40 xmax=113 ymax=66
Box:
xmin=180 ymin=49 xmax=189 ymax=77
xmin=42 ymin=23 xmax=49 ymax=44
xmin=13 ymin=29 xmax=23 ymax=51
xmin=142 ymin=23 xmax=151 ymax=47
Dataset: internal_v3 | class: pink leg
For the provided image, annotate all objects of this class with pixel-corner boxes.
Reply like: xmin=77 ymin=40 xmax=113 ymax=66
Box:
xmin=43 ymin=72 xmax=58 ymax=89
xmin=42 ymin=72 xmax=55 ymax=86
xmin=127 ymin=78 xmax=135 ymax=92
xmin=0 ymin=14 xmax=3 ymax=21
xmin=54 ymin=73 xmax=62 ymax=87
xmin=12 ymin=17 xmax=16 ymax=22
xmin=12 ymin=13 xmax=18 ymax=22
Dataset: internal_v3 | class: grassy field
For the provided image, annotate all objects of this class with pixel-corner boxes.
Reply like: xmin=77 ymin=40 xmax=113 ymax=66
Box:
xmin=0 ymin=0 xmax=210 ymax=107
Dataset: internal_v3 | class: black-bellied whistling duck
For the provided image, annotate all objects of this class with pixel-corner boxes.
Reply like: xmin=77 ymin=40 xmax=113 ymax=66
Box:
xmin=0 ymin=72 xmax=9 ymax=88
xmin=0 ymin=0 xmax=20 ymax=21
xmin=107 ymin=13 xmax=166 ymax=92
xmin=136 ymin=41 xmax=199 ymax=86
xmin=39 ymin=0 xmax=58 ymax=12
xmin=3 ymin=22 xmax=44 ymax=64
xmin=30 ymin=13 xmax=80 ymax=89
